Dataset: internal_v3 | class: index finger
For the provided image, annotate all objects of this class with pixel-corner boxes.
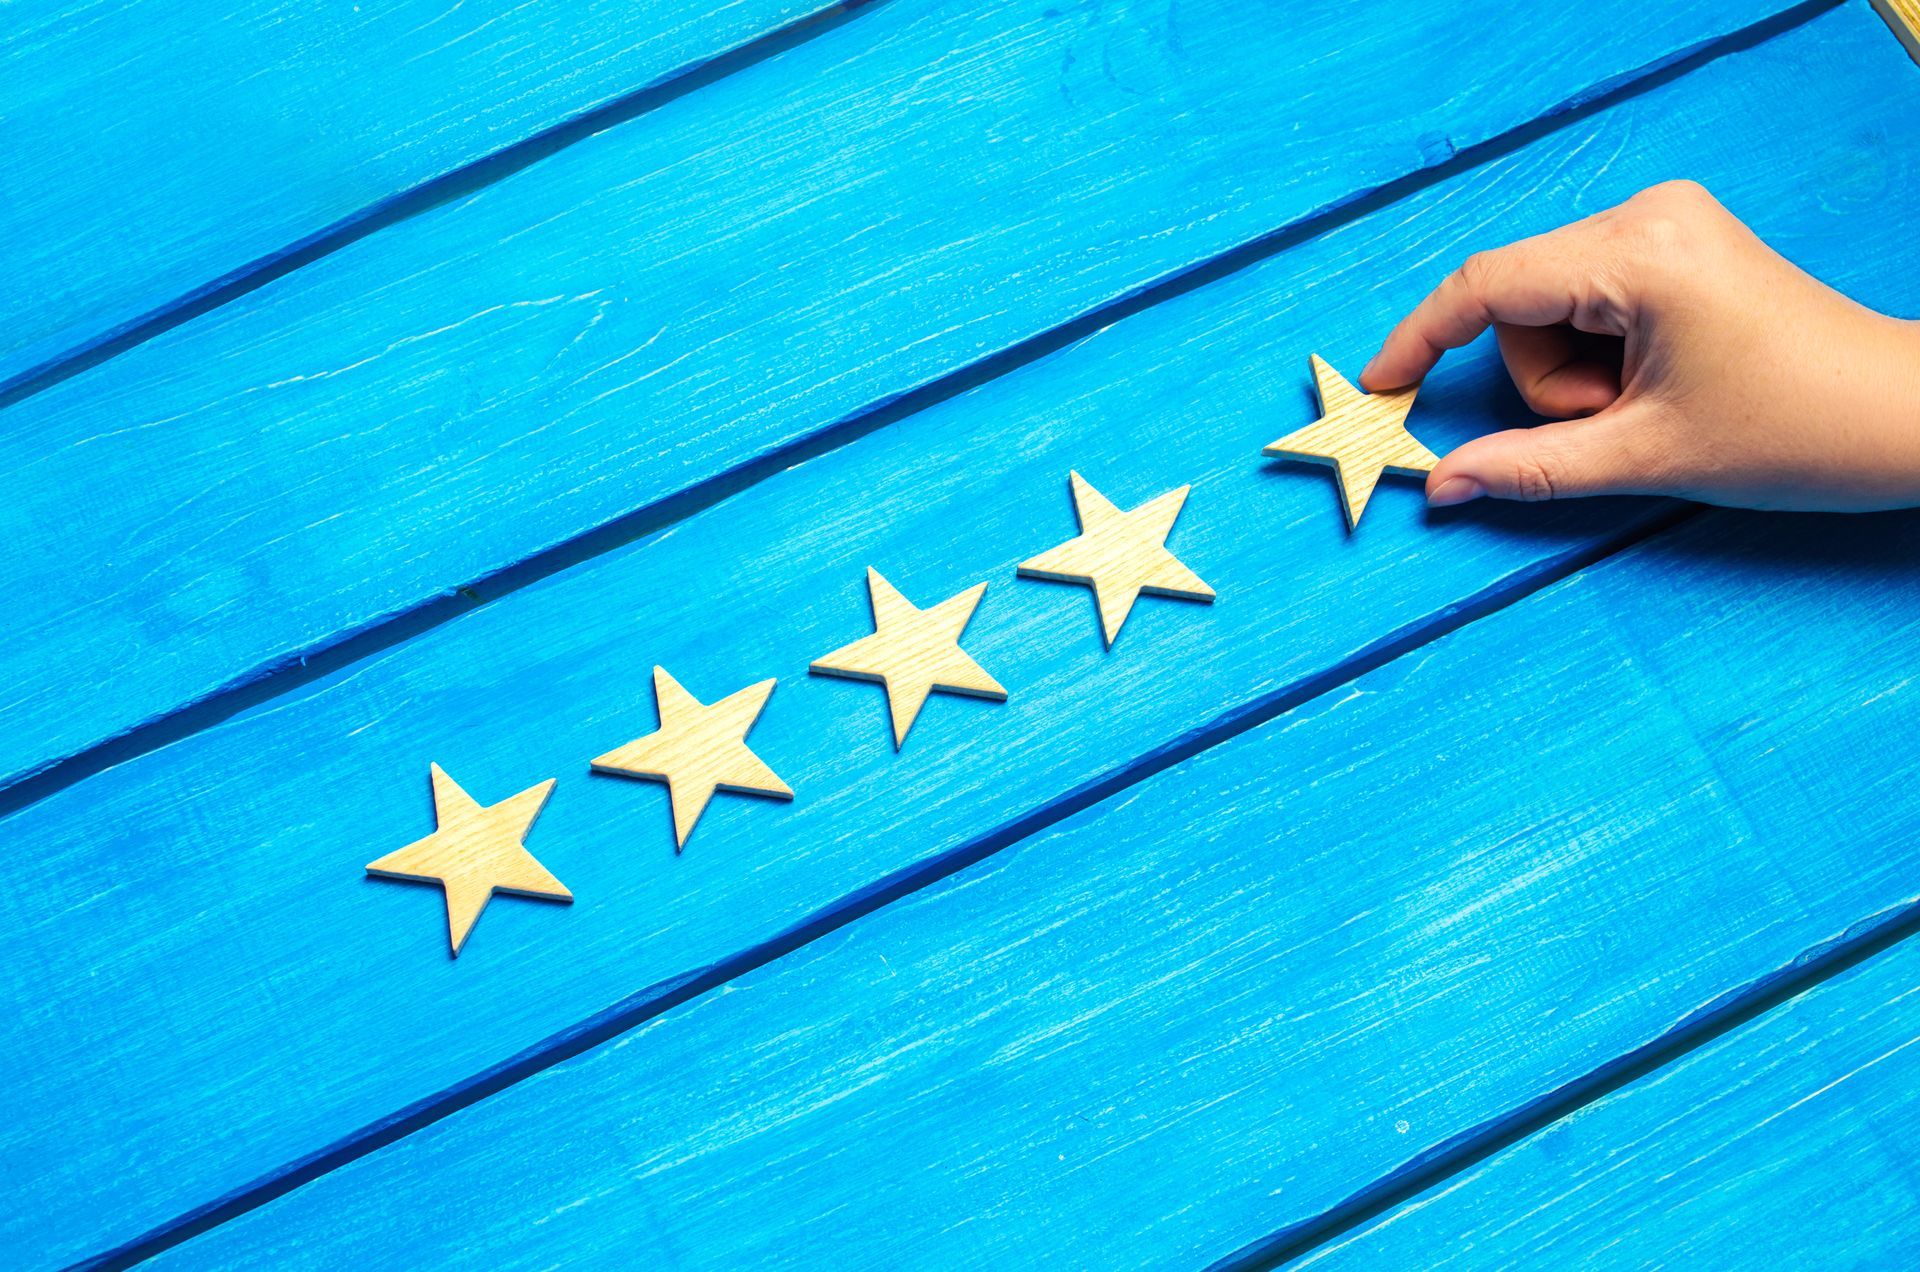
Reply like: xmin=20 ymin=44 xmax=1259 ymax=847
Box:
xmin=1360 ymin=222 xmax=1608 ymax=391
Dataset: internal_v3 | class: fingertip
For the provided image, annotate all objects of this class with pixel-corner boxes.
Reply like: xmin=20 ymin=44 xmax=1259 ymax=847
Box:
xmin=1427 ymin=474 xmax=1485 ymax=507
xmin=1526 ymin=360 xmax=1622 ymax=419
xmin=1426 ymin=445 xmax=1490 ymax=505
xmin=1358 ymin=358 xmax=1398 ymax=392
xmin=1359 ymin=348 xmax=1420 ymax=392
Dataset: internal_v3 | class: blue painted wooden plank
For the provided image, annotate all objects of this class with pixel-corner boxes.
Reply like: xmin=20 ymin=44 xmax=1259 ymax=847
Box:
xmin=0 ymin=0 xmax=1811 ymax=798
xmin=1298 ymin=939 xmax=1920 ymax=1270
xmin=0 ymin=0 xmax=828 ymax=393
xmin=2 ymin=8 xmax=1912 ymax=1263
xmin=144 ymin=506 xmax=1920 ymax=1270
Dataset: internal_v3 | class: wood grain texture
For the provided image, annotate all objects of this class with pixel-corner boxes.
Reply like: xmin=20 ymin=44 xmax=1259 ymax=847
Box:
xmin=1873 ymin=0 xmax=1920 ymax=62
xmin=591 ymin=669 xmax=791 ymax=850
xmin=0 ymin=0 xmax=825 ymax=391
xmin=1264 ymin=355 xmax=1433 ymax=527
xmin=809 ymin=571 xmax=1007 ymax=749
xmin=1017 ymin=472 xmax=1214 ymax=646
xmin=1301 ymin=939 xmax=1920 ymax=1270
xmin=152 ymin=505 xmax=1920 ymax=1270
xmin=0 ymin=0 xmax=1805 ymax=797
xmin=5 ymin=11 xmax=1914 ymax=1262
xmin=365 ymin=766 xmax=569 ymax=957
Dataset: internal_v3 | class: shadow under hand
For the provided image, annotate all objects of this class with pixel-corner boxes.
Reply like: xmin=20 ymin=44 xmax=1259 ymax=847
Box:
xmin=1266 ymin=347 xmax=1920 ymax=583
xmin=1410 ymin=359 xmax=1682 ymax=546
xmin=1411 ymin=360 xmax=1920 ymax=582
xmin=1632 ymin=505 xmax=1920 ymax=583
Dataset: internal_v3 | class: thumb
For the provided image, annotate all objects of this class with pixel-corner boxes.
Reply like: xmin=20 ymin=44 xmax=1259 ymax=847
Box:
xmin=1426 ymin=408 xmax=1654 ymax=505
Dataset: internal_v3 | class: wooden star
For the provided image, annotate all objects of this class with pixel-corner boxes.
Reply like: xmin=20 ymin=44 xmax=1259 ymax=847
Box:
xmin=590 ymin=667 xmax=792 ymax=850
xmin=366 ymin=764 xmax=570 ymax=957
xmin=1017 ymin=471 xmax=1214 ymax=646
xmin=1263 ymin=354 xmax=1436 ymax=527
xmin=810 ymin=568 xmax=1006 ymax=748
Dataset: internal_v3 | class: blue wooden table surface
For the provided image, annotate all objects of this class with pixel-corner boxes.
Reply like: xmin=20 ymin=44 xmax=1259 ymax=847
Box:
xmin=5 ymin=1 xmax=1919 ymax=1267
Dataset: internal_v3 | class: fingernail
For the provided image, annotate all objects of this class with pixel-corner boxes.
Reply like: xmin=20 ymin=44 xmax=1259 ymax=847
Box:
xmin=1360 ymin=355 xmax=1381 ymax=385
xmin=1429 ymin=476 xmax=1484 ymax=507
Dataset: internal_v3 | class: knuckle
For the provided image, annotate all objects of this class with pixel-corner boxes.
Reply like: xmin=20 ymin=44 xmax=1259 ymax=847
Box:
xmin=1620 ymin=181 xmax=1725 ymax=251
xmin=1514 ymin=380 xmax=1553 ymax=416
xmin=1510 ymin=369 xmax=1567 ymax=418
xmin=1457 ymin=250 xmax=1500 ymax=291
xmin=1510 ymin=451 xmax=1565 ymax=502
xmin=1654 ymin=178 xmax=1715 ymax=205
xmin=1632 ymin=179 xmax=1716 ymax=212
xmin=1632 ymin=213 xmax=1686 ymax=255
xmin=1576 ymin=265 xmax=1636 ymax=333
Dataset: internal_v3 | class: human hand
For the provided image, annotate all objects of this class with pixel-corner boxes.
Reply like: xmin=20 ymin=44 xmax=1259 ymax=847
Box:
xmin=1362 ymin=180 xmax=1920 ymax=512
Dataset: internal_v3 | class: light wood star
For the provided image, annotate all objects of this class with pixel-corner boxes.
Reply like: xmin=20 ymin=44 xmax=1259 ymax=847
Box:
xmin=810 ymin=568 xmax=1006 ymax=749
xmin=1263 ymin=354 xmax=1436 ymax=528
xmin=366 ymin=764 xmax=570 ymax=957
xmin=590 ymin=667 xmax=792 ymax=850
xmin=1018 ymin=471 xmax=1214 ymax=647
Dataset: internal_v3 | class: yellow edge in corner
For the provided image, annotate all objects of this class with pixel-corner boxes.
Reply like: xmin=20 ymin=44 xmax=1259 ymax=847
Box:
xmin=1873 ymin=0 xmax=1920 ymax=64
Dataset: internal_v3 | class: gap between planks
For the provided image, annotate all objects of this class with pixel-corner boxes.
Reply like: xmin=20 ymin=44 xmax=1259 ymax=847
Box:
xmin=129 ymin=497 xmax=1920 ymax=1266
xmin=0 ymin=0 xmax=1843 ymax=834
xmin=27 ymin=0 xmax=1860 ymax=1263
xmin=0 ymin=0 xmax=874 ymax=412
xmin=33 ymin=0 xmax=1854 ymax=1262
xmin=1230 ymin=895 xmax=1920 ymax=1270
xmin=79 ymin=502 xmax=1698 ymax=1270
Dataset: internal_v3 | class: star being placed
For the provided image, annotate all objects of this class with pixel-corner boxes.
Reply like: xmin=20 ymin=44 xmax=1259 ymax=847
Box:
xmin=1264 ymin=354 xmax=1436 ymax=527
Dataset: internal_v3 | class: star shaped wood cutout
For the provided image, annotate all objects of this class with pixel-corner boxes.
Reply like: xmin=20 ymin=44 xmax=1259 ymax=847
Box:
xmin=810 ymin=568 xmax=1007 ymax=749
xmin=1017 ymin=471 xmax=1214 ymax=647
xmin=590 ymin=667 xmax=792 ymax=850
xmin=1263 ymin=354 xmax=1436 ymax=528
xmin=366 ymin=764 xmax=570 ymax=957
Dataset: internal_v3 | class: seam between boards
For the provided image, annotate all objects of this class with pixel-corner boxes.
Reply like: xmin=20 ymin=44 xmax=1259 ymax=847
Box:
xmin=1 ymin=0 xmax=1839 ymax=828
xmin=60 ymin=1 xmax=1846 ymax=1265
